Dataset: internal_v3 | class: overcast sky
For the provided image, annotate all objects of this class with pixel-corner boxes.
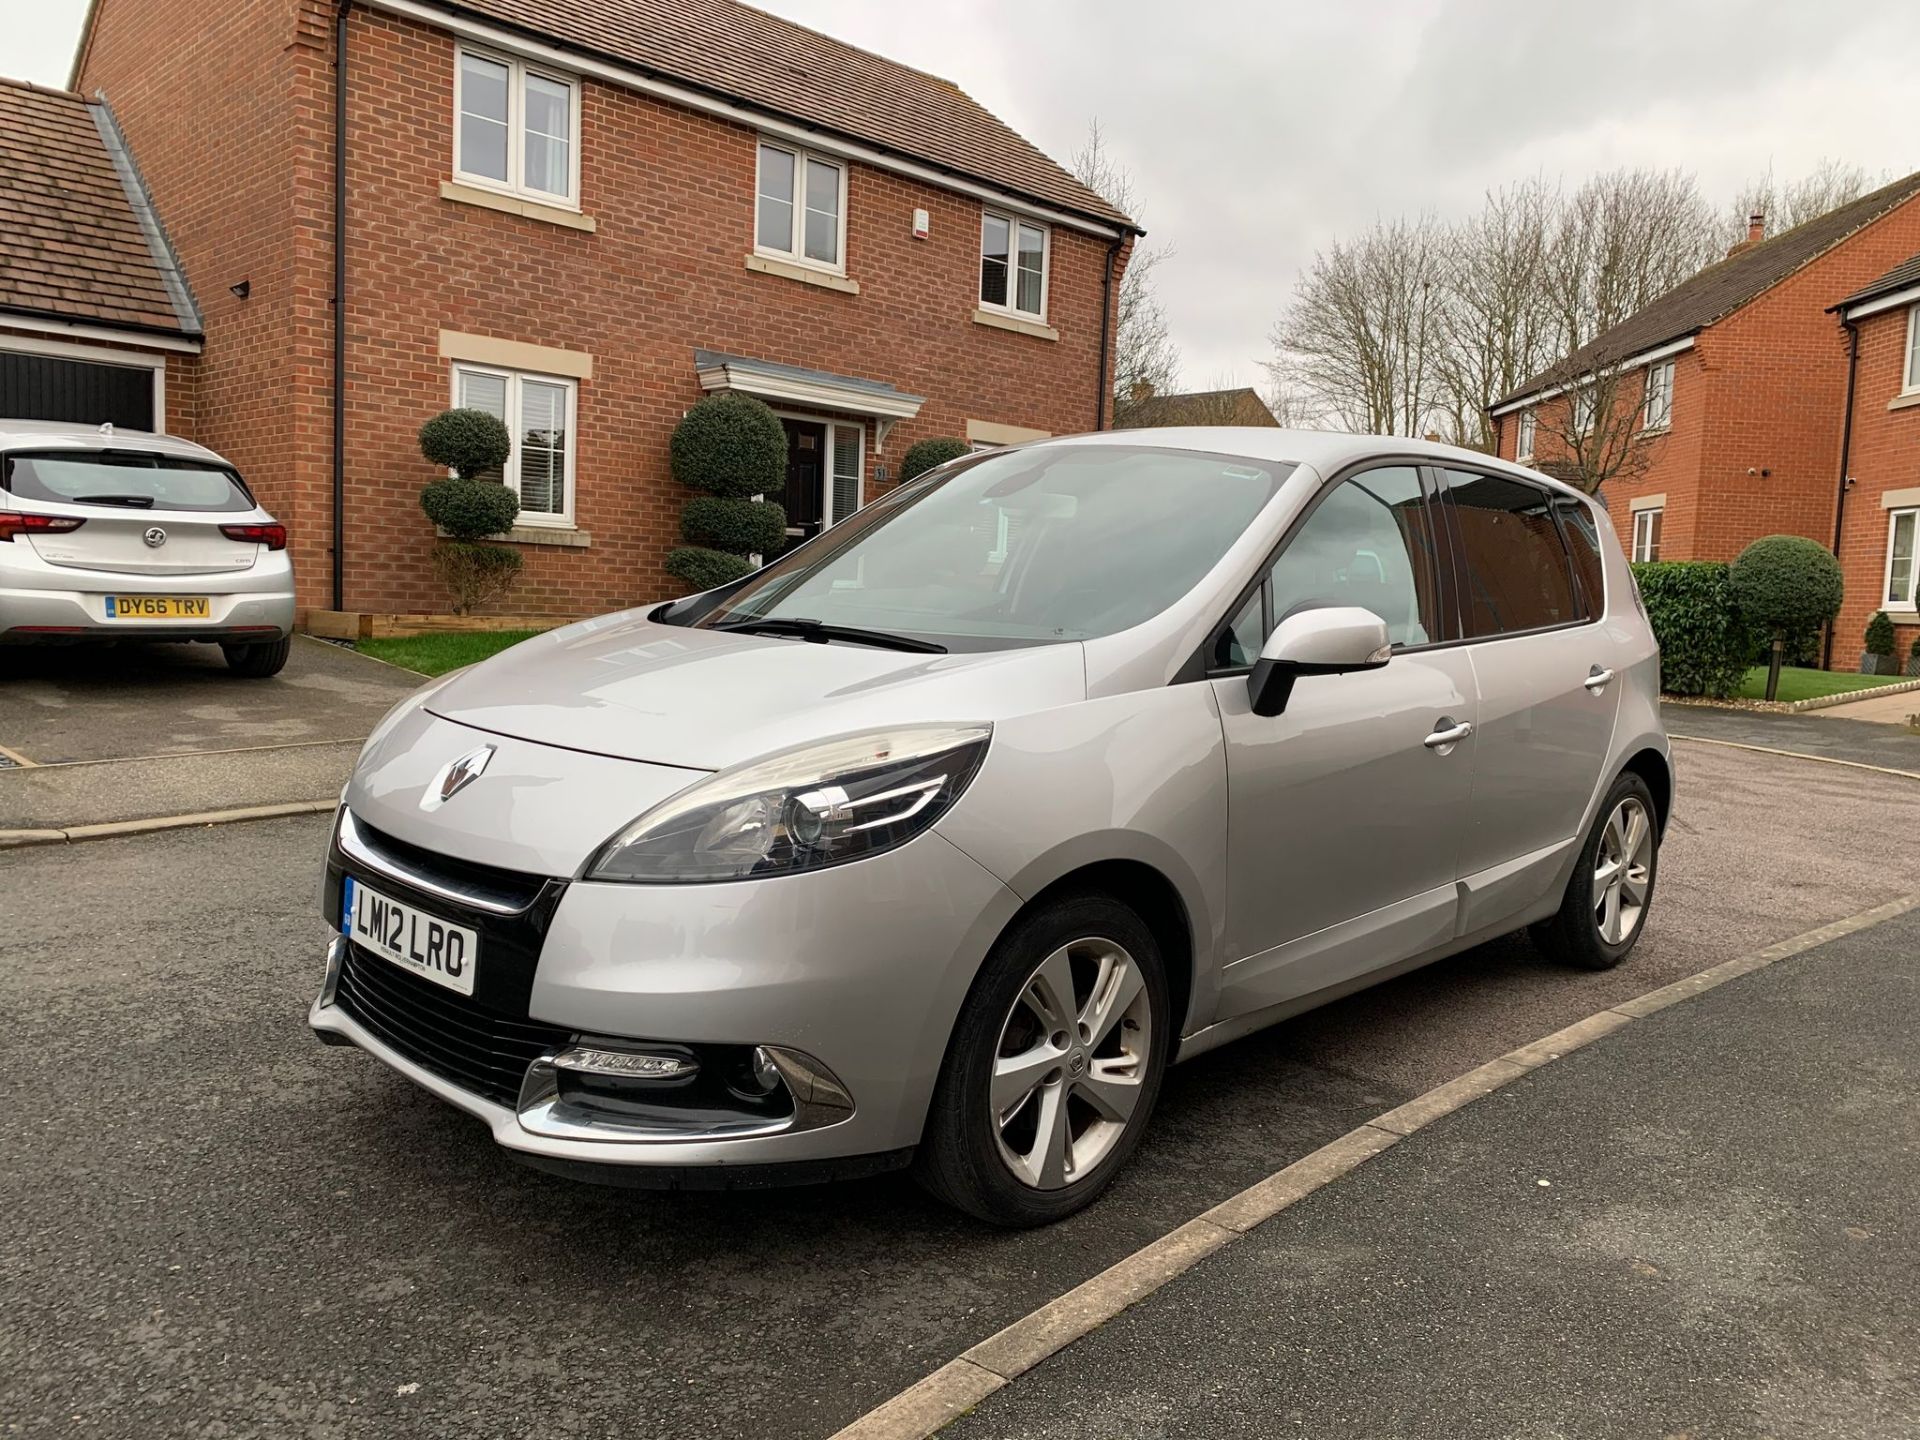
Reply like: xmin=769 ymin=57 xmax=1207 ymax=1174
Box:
xmin=12 ymin=0 xmax=1920 ymax=389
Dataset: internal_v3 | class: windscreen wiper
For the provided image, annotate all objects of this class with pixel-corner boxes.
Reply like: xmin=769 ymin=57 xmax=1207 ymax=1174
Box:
xmin=712 ymin=616 xmax=947 ymax=653
xmin=72 ymin=494 xmax=156 ymax=508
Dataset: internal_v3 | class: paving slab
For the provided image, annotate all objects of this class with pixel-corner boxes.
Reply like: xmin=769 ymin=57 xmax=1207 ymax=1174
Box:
xmin=0 ymin=635 xmax=420 ymax=765
xmin=947 ymin=908 xmax=1920 ymax=1440
xmin=0 ymin=739 xmax=359 ymax=830
xmin=1806 ymin=685 xmax=1920 ymax=725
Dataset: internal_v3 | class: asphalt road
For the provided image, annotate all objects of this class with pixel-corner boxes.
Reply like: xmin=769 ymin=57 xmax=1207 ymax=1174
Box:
xmin=3 ymin=740 xmax=1918 ymax=1436
xmin=949 ymin=907 xmax=1920 ymax=1440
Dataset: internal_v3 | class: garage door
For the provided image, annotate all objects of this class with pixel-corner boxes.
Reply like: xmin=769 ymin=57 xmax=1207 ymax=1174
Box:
xmin=0 ymin=351 xmax=156 ymax=430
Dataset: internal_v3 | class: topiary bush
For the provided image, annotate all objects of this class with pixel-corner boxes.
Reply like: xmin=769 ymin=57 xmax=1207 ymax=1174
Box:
xmin=682 ymin=494 xmax=788 ymax=556
xmin=666 ymin=394 xmax=787 ymax=590
xmin=899 ymin=436 xmax=970 ymax=482
xmin=665 ymin=546 xmax=755 ymax=592
xmin=669 ymin=392 xmax=787 ymax=499
xmin=1630 ymin=561 xmax=1752 ymax=699
xmin=420 ymin=408 xmax=512 ymax=480
xmin=418 ymin=408 xmax=522 ymax=615
xmin=421 ymin=476 xmax=520 ymax=541
xmin=1865 ymin=610 xmax=1896 ymax=657
xmin=1728 ymin=535 xmax=1844 ymax=700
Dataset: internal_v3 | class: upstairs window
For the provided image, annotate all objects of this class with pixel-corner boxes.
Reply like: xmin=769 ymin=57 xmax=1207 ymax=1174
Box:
xmin=455 ymin=47 xmax=578 ymax=205
xmin=756 ymin=143 xmax=845 ymax=271
xmin=1569 ymin=386 xmax=1596 ymax=436
xmin=1642 ymin=360 xmax=1675 ymax=431
xmin=981 ymin=213 xmax=1048 ymax=318
xmin=1905 ymin=304 xmax=1920 ymax=394
xmin=1516 ymin=409 xmax=1537 ymax=460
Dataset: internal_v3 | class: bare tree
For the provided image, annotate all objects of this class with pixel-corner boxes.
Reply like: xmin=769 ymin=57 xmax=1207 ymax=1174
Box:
xmin=1720 ymin=158 xmax=1883 ymax=248
xmin=1073 ymin=121 xmax=1180 ymax=424
xmin=1268 ymin=216 xmax=1447 ymax=435
xmin=1430 ymin=178 xmax=1559 ymax=450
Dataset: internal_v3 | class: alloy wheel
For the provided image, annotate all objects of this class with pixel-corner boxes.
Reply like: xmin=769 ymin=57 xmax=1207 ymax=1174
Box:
xmin=991 ymin=937 xmax=1153 ymax=1190
xmin=1592 ymin=795 xmax=1654 ymax=945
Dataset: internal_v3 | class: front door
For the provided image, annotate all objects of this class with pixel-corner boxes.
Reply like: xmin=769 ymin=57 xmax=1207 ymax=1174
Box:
xmin=1210 ymin=464 xmax=1477 ymax=1020
xmin=782 ymin=419 xmax=827 ymax=549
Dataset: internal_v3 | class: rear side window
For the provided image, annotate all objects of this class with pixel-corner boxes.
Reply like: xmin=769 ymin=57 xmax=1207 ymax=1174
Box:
xmin=1553 ymin=496 xmax=1607 ymax=619
xmin=1439 ymin=468 xmax=1582 ymax=637
xmin=2 ymin=451 xmax=256 ymax=514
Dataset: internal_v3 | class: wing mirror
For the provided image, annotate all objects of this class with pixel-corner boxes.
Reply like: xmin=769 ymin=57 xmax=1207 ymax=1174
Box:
xmin=1248 ymin=606 xmax=1393 ymax=717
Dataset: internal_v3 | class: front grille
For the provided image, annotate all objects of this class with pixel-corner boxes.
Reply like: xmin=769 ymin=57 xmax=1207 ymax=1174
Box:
xmin=349 ymin=814 xmax=549 ymax=913
xmin=335 ymin=941 xmax=572 ymax=1106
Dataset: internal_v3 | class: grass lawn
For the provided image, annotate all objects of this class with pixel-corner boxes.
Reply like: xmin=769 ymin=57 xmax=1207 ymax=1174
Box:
xmin=1736 ymin=665 xmax=1905 ymax=704
xmin=356 ymin=628 xmax=545 ymax=677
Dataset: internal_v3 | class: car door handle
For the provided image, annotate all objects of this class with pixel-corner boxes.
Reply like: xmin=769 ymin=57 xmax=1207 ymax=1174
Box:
xmin=1423 ymin=720 xmax=1474 ymax=750
xmin=1584 ymin=667 xmax=1615 ymax=693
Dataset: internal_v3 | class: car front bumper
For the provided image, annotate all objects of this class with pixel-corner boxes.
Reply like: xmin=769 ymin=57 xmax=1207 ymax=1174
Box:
xmin=309 ymin=810 xmax=1023 ymax=1178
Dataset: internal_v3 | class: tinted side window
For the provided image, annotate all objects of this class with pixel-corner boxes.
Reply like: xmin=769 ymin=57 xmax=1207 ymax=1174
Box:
xmin=1269 ymin=466 xmax=1443 ymax=649
xmin=1553 ymin=497 xmax=1606 ymax=619
xmin=1440 ymin=469 xmax=1580 ymax=637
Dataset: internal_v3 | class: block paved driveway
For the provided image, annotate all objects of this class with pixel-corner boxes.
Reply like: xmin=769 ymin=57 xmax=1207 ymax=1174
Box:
xmin=3 ymin=740 xmax=1919 ymax=1436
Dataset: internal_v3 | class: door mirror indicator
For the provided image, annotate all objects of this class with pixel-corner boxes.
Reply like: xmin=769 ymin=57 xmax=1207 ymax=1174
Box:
xmin=1248 ymin=606 xmax=1392 ymax=717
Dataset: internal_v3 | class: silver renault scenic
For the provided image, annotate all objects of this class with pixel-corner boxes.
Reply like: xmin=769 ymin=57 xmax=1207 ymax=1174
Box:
xmin=312 ymin=430 xmax=1669 ymax=1225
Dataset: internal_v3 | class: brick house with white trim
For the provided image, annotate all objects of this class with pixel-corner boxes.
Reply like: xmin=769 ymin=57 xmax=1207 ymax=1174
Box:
xmin=67 ymin=0 xmax=1135 ymax=619
xmin=1489 ymin=175 xmax=1920 ymax=623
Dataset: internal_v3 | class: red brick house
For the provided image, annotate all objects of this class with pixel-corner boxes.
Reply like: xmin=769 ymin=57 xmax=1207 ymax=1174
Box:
xmin=0 ymin=77 xmax=202 ymax=432
xmin=67 ymin=0 xmax=1135 ymax=619
xmin=1489 ymin=174 xmax=1920 ymax=583
xmin=1831 ymin=254 xmax=1920 ymax=664
xmin=1113 ymin=385 xmax=1278 ymax=429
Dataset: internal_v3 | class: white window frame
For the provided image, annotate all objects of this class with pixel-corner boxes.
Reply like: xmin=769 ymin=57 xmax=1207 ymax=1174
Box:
xmin=1631 ymin=506 xmax=1663 ymax=564
xmin=1516 ymin=409 xmax=1536 ymax=461
xmin=1570 ymin=386 xmax=1596 ymax=437
xmin=825 ymin=419 xmax=864 ymax=526
xmin=1885 ymin=507 xmax=1919 ymax=610
xmin=1642 ymin=359 xmax=1675 ymax=432
xmin=979 ymin=211 xmax=1050 ymax=321
xmin=453 ymin=44 xmax=582 ymax=209
xmin=754 ymin=142 xmax=848 ymax=275
xmin=449 ymin=362 xmax=578 ymax=529
xmin=1904 ymin=303 xmax=1920 ymax=395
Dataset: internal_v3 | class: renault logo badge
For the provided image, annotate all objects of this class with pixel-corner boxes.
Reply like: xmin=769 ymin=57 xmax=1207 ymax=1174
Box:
xmin=143 ymin=526 xmax=167 ymax=548
xmin=424 ymin=745 xmax=495 ymax=809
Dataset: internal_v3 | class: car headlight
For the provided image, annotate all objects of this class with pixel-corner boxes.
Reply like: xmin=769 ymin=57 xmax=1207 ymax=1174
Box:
xmin=585 ymin=724 xmax=992 ymax=883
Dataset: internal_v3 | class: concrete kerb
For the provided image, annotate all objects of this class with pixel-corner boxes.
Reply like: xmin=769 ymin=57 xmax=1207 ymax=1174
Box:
xmin=827 ymin=889 xmax=1920 ymax=1440
xmin=0 ymin=799 xmax=335 ymax=849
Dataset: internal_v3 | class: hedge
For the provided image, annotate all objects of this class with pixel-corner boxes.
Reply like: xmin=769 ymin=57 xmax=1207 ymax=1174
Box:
xmin=1630 ymin=561 xmax=1751 ymax=699
xmin=419 ymin=408 xmax=512 ymax=480
xmin=899 ymin=436 xmax=970 ymax=482
xmin=421 ymin=476 xmax=520 ymax=541
xmin=430 ymin=541 xmax=523 ymax=616
xmin=670 ymin=393 xmax=787 ymax=499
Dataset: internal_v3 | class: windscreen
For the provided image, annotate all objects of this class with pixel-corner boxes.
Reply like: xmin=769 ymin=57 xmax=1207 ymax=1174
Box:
xmin=694 ymin=444 xmax=1292 ymax=649
xmin=3 ymin=451 xmax=256 ymax=514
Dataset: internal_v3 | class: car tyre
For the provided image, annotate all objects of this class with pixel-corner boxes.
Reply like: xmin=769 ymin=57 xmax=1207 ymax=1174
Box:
xmin=914 ymin=893 xmax=1169 ymax=1227
xmin=1533 ymin=771 xmax=1659 ymax=971
xmin=222 ymin=637 xmax=291 ymax=678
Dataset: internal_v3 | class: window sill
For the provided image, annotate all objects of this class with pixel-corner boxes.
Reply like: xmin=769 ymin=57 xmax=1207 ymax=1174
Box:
xmin=1888 ymin=391 xmax=1920 ymax=412
xmin=745 ymin=253 xmax=859 ymax=294
xmin=1638 ymin=424 xmax=1671 ymax=437
xmin=440 ymin=180 xmax=597 ymax=232
xmin=972 ymin=308 xmax=1058 ymax=342
xmin=499 ymin=525 xmax=589 ymax=548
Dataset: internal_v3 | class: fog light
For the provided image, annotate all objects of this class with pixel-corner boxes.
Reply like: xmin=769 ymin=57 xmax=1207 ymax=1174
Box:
xmin=552 ymin=1046 xmax=699 ymax=1082
xmin=747 ymin=1045 xmax=783 ymax=1095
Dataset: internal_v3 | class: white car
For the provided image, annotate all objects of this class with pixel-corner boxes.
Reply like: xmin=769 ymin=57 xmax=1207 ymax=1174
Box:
xmin=0 ymin=421 xmax=295 ymax=675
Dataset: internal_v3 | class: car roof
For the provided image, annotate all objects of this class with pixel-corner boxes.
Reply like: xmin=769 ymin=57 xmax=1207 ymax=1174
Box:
xmin=1035 ymin=426 xmax=1593 ymax=503
xmin=0 ymin=419 xmax=229 ymax=464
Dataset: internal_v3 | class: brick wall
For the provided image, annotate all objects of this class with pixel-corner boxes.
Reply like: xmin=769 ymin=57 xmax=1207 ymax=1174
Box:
xmin=84 ymin=1 xmax=1127 ymax=617
xmin=1833 ymin=297 xmax=1920 ymax=665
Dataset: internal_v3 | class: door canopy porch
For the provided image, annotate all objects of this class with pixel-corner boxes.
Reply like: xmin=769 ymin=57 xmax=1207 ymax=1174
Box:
xmin=693 ymin=348 xmax=924 ymax=451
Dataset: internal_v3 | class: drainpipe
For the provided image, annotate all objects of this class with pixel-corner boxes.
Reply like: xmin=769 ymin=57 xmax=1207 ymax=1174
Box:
xmin=1821 ymin=315 xmax=1859 ymax=671
xmin=1095 ymin=237 xmax=1120 ymax=429
xmin=331 ymin=1 xmax=351 ymax=612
